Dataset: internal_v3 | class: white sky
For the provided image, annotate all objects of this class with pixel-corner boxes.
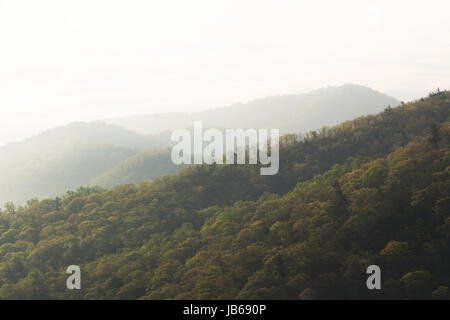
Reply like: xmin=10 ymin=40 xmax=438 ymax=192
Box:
xmin=0 ymin=0 xmax=449 ymax=145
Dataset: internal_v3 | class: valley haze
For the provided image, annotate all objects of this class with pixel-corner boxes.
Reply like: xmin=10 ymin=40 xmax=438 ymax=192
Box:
xmin=0 ymin=84 xmax=399 ymax=204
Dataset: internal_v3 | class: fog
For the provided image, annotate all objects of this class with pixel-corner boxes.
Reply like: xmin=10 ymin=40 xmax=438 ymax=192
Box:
xmin=0 ymin=0 xmax=449 ymax=145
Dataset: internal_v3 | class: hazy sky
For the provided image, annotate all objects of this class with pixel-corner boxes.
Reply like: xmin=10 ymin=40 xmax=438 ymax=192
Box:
xmin=0 ymin=0 xmax=449 ymax=145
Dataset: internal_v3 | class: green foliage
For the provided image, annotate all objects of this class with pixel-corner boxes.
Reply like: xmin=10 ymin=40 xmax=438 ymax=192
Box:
xmin=90 ymin=149 xmax=185 ymax=189
xmin=429 ymin=123 xmax=442 ymax=148
xmin=4 ymin=202 xmax=16 ymax=215
xmin=0 ymin=93 xmax=448 ymax=299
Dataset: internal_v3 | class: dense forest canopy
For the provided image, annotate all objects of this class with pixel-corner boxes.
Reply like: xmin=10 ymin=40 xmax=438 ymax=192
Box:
xmin=0 ymin=91 xmax=448 ymax=299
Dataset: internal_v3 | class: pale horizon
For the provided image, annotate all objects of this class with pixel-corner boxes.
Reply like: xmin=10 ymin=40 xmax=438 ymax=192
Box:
xmin=1 ymin=0 xmax=449 ymax=145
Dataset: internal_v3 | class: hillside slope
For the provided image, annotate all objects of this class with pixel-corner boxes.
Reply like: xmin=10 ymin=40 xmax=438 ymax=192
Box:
xmin=78 ymin=123 xmax=448 ymax=300
xmin=96 ymin=91 xmax=445 ymax=192
xmin=0 ymin=92 xmax=447 ymax=299
xmin=90 ymin=149 xmax=186 ymax=189
xmin=0 ymin=122 xmax=164 ymax=204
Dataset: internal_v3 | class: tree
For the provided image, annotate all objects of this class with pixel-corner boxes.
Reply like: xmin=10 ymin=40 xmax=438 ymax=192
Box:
xmin=429 ymin=124 xmax=441 ymax=148
xmin=401 ymin=271 xmax=432 ymax=299
xmin=380 ymin=241 xmax=412 ymax=276
xmin=432 ymin=286 xmax=450 ymax=300
xmin=4 ymin=201 xmax=16 ymax=214
xmin=55 ymin=197 xmax=62 ymax=210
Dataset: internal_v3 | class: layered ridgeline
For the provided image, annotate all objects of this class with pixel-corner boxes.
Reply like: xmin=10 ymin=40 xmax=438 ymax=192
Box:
xmin=0 ymin=91 xmax=447 ymax=299
xmin=0 ymin=84 xmax=399 ymax=204
xmin=95 ymin=84 xmax=400 ymax=188
xmin=106 ymin=84 xmax=400 ymax=135
xmin=0 ymin=122 xmax=167 ymax=204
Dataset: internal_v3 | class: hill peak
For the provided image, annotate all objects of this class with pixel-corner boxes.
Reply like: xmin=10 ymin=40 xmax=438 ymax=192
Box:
xmin=105 ymin=84 xmax=399 ymax=135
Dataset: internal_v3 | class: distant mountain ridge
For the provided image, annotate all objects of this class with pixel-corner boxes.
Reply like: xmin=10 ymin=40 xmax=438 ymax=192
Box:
xmin=0 ymin=121 xmax=157 ymax=153
xmin=0 ymin=84 xmax=400 ymax=204
xmin=105 ymin=84 xmax=400 ymax=135
xmin=0 ymin=122 xmax=167 ymax=204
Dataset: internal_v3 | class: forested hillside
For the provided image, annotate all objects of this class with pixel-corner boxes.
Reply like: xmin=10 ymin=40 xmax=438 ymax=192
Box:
xmin=90 ymin=149 xmax=186 ymax=189
xmin=95 ymin=91 xmax=446 ymax=196
xmin=0 ymin=92 xmax=448 ymax=299
xmin=0 ymin=122 xmax=166 ymax=204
